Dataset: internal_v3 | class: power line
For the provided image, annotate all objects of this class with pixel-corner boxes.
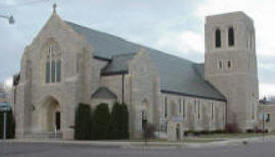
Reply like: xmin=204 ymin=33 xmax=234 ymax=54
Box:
xmin=0 ymin=0 xmax=49 ymax=9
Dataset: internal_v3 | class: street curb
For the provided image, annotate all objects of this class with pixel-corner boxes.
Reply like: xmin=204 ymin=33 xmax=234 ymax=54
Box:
xmin=4 ymin=136 xmax=275 ymax=149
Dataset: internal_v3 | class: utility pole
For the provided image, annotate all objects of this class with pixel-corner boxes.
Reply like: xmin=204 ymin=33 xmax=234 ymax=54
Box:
xmin=262 ymin=97 xmax=267 ymax=142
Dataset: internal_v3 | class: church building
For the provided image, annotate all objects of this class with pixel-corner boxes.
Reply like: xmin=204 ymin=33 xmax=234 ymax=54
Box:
xmin=11 ymin=6 xmax=259 ymax=140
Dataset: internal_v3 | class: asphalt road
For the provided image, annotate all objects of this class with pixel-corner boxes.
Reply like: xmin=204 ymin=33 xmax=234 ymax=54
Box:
xmin=1 ymin=141 xmax=275 ymax=157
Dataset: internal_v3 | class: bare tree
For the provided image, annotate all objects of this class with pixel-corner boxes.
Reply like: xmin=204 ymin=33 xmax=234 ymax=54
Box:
xmin=0 ymin=82 xmax=5 ymax=93
xmin=270 ymin=96 xmax=275 ymax=103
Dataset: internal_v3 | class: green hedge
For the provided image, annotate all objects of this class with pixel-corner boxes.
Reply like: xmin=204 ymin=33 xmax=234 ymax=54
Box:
xmin=107 ymin=103 xmax=129 ymax=139
xmin=0 ymin=110 xmax=15 ymax=139
xmin=94 ymin=103 xmax=110 ymax=140
xmin=74 ymin=102 xmax=129 ymax=140
xmin=74 ymin=103 xmax=93 ymax=140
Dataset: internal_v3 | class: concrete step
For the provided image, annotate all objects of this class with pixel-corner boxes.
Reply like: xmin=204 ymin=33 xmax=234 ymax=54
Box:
xmin=24 ymin=132 xmax=63 ymax=139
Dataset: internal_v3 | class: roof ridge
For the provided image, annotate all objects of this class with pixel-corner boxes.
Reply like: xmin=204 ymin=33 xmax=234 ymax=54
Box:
xmin=65 ymin=21 xmax=127 ymax=42
xmin=65 ymin=21 xmax=196 ymax=64
xmin=112 ymin=52 xmax=137 ymax=57
xmin=65 ymin=20 xmax=226 ymax=101
xmin=91 ymin=86 xmax=117 ymax=99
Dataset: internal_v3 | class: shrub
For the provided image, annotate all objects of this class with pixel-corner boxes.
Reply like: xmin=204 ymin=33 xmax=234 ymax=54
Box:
xmin=0 ymin=110 xmax=16 ymax=139
xmin=94 ymin=103 xmax=110 ymax=140
xmin=225 ymin=123 xmax=240 ymax=133
xmin=107 ymin=102 xmax=122 ymax=139
xmin=143 ymin=123 xmax=155 ymax=139
xmin=121 ymin=103 xmax=129 ymax=139
xmin=212 ymin=129 xmax=225 ymax=134
xmin=74 ymin=103 xmax=93 ymax=140
xmin=200 ymin=130 xmax=211 ymax=135
xmin=184 ymin=129 xmax=226 ymax=136
xmin=107 ymin=102 xmax=129 ymax=139
xmin=246 ymin=129 xmax=254 ymax=133
xmin=184 ymin=130 xmax=194 ymax=136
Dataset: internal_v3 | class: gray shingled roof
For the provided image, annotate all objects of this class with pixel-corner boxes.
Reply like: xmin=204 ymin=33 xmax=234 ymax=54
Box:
xmin=101 ymin=53 xmax=136 ymax=75
xmin=66 ymin=21 xmax=226 ymax=101
xmin=91 ymin=87 xmax=117 ymax=99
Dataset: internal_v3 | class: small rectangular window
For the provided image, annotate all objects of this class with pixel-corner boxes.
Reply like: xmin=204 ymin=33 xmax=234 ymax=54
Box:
xmin=227 ymin=61 xmax=231 ymax=69
xmin=223 ymin=105 xmax=225 ymax=123
xmin=219 ymin=61 xmax=223 ymax=69
xmin=178 ymin=99 xmax=181 ymax=114
xmin=267 ymin=114 xmax=270 ymax=122
xmin=197 ymin=101 xmax=200 ymax=120
xmin=164 ymin=97 xmax=168 ymax=118
xmin=228 ymin=27 xmax=234 ymax=46
xmin=182 ymin=99 xmax=186 ymax=119
xmin=212 ymin=103 xmax=214 ymax=120
xmin=215 ymin=29 xmax=221 ymax=48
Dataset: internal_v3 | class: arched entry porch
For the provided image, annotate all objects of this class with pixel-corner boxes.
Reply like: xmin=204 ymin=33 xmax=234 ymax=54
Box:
xmin=39 ymin=96 xmax=62 ymax=133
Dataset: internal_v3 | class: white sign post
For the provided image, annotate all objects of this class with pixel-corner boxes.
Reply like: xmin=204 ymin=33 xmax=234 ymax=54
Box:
xmin=259 ymin=112 xmax=268 ymax=142
xmin=172 ymin=116 xmax=184 ymax=122
xmin=259 ymin=112 xmax=268 ymax=121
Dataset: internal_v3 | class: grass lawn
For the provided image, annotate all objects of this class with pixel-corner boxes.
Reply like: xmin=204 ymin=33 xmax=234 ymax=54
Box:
xmin=134 ymin=132 xmax=275 ymax=143
xmin=197 ymin=132 xmax=275 ymax=139
xmin=108 ymin=138 xmax=224 ymax=143
xmin=86 ymin=132 xmax=275 ymax=144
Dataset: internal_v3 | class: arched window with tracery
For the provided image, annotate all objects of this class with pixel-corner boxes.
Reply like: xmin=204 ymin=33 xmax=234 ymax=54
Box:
xmin=45 ymin=43 xmax=61 ymax=83
xmin=215 ymin=28 xmax=221 ymax=48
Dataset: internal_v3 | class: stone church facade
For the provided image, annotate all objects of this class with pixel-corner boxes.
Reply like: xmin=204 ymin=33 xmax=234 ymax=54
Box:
xmin=11 ymin=7 xmax=258 ymax=140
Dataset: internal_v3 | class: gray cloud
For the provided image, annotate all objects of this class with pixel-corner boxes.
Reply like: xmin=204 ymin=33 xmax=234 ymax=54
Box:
xmin=0 ymin=0 xmax=274 ymax=96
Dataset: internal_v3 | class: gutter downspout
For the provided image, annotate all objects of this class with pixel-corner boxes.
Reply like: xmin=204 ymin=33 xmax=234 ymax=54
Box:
xmin=122 ymin=73 xmax=125 ymax=104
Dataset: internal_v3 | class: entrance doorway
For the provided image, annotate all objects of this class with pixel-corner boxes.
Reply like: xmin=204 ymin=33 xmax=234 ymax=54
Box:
xmin=55 ymin=111 xmax=60 ymax=130
xmin=176 ymin=124 xmax=180 ymax=141
xmin=39 ymin=96 xmax=61 ymax=132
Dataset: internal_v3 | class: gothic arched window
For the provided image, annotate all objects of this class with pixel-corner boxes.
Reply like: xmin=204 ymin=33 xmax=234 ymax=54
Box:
xmin=228 ymin=27 xmax=234 ymax=46
xmin=46 ymin=61 xmax=50 ymax=83
xmin=227 ymin=60 xmax=232 ymax=68
xmin=45 ymin=43 xmax=61 ymax=83
xmin=56 ymin=59 xmax=61 ymax=82
xmin=51 ymin=60 xmax=56 ymax=82
xmin=215 ymin=29 xmax=221 ymax=48
xmin=164 ymin=97 xmax=168 ymax=118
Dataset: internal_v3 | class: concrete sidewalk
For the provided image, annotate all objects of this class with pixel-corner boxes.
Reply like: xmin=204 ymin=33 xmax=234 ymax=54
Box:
xmin=4 ymin=136 xmax=275 ymax=149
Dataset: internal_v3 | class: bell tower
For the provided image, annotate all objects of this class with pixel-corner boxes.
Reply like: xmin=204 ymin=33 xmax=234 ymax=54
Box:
xmin=204 ymin=12 xmax=259 ymax=131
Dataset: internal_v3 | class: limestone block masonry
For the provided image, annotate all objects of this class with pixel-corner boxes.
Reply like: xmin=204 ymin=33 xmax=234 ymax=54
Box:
xmin=11 ymin=8 xmax=259 ymax=141
xmin=204 ymin=12 xmax=259 ymax=131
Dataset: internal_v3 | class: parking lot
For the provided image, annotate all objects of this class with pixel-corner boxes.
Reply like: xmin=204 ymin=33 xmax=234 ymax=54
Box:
xmin=1 ymin=140 xmax=275 ymax=157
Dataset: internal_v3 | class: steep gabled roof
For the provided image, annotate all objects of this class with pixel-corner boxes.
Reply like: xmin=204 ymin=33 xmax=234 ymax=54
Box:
xmin=91 ymin=87 xmax=117 ymax=99
xmin=101 ymin=53 xmax=136 ymax=75
xmin=66 ymin=21 xmax=226 ymax=101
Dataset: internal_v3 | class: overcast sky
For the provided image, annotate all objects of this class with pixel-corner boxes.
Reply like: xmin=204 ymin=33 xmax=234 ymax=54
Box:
xmin=0 ymin=0 xmax=274 ymax=97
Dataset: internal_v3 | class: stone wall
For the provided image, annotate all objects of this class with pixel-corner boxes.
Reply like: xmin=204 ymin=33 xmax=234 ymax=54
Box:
xmin=100 ymin=50 xmax=161 ymax=138
xmin=204 ymin=12 xmax=259 ymax=130
xmin=161 ymin=93 xmax=226 ymax=140
xmin=12 ymin=12 xmax=94 ymax=140
xmin=257 ymin=104 xmax=275 ymax=132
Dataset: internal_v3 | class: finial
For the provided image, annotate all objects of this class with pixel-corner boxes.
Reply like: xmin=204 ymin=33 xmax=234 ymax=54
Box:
xmin=140 ymin=47 xmax=146 ymax=53
xmin=53 ymin=3 xmax=57 ymax=14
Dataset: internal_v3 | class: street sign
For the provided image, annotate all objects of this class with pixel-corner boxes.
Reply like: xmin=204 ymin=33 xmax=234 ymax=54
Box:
xmin=172 ymin=116 xmax=184 ymax=122
xmin=259 ymin=112 xmax=268 ymax=121
xmin=0 ymin=102 xmax=11 ymax=112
